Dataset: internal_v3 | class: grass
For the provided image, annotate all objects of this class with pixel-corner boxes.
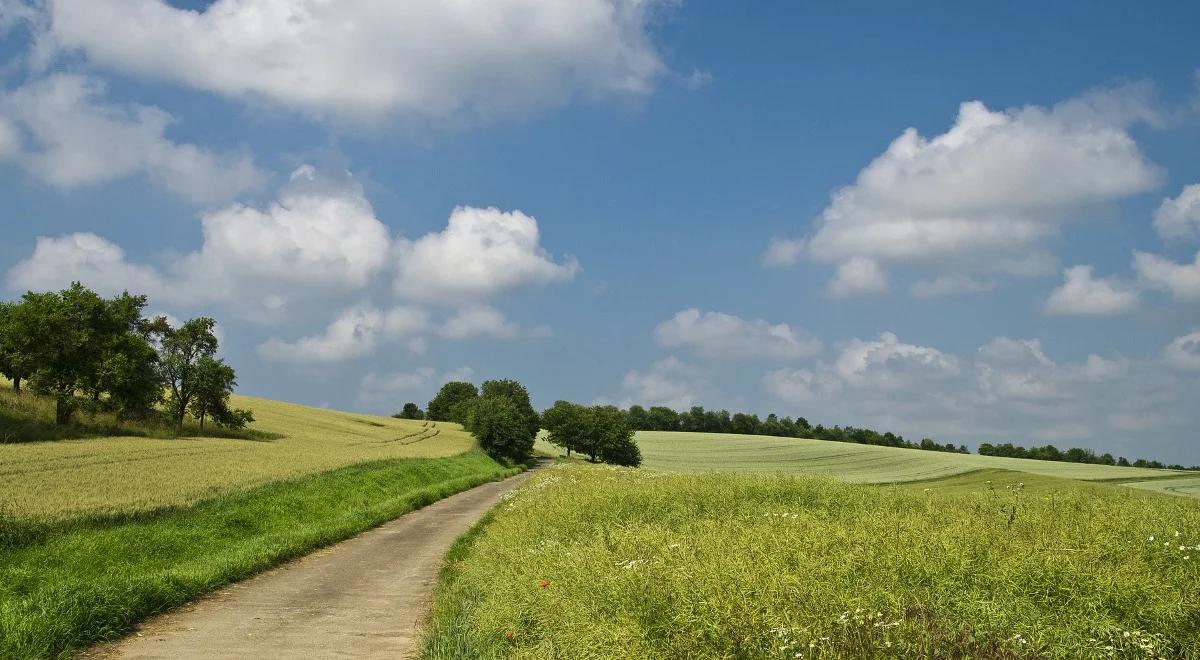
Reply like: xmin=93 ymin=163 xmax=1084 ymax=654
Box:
xmin=0 ymin=393 xmax=476 ymax=521
xmin=0 ymin=450 xmax=518 ymax=658
xmin=422 ymin=463 xmax=1200 ymax=659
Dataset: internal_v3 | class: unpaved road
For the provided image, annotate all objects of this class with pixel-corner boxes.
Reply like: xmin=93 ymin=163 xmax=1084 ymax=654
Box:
xmin=84 ymin=470 xmax=533 ymax=659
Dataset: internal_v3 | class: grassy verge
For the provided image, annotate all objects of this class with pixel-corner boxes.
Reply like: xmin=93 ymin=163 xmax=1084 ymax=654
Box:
xmin=421 ymin=464 xmax=1200 ymax=659
xmin=0 ymin=451 xmax=518 ymax=658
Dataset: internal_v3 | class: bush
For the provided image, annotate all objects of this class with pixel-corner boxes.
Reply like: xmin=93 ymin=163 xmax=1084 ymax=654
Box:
xmin=469 ymin=397 xmax=533 ymax=464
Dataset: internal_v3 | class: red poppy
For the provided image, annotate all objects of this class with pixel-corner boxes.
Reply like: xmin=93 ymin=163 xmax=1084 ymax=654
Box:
xmin=538 ymin=579 xmax=551 ymax=589
xmin=504 ymin=631 xmax=515 ymax=641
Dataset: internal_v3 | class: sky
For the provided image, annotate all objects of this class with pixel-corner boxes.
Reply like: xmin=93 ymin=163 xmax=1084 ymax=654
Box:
xmin=2 ymin=1 xmax=1200 ymax=463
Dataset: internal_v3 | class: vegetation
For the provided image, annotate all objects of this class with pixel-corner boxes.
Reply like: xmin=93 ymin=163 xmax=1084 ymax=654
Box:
xmin=979 ymin=442 xmax=1200 ymax=472
xmin=0 ymin=395 xmax=476 ymax=521
xmin=396 ymin=402 xmax=426 ymax=420
xmin=427 ymin=381 xmax=480 ymax=424
xmin=535 ymin=430 xmax=1191 ymax=491
xmin=465 ymin=379 xmax=540 ymax=464
xmin=542 ymin=400 xmax=642 ymax=467
xmin=0 ymin=283 xmax=251 ymax=435
xmin=625 ymin=403 xmax=968 ymax=454
xmin=0 ymin=451 xmax=517 ymax=658
xmin=422 ymin=464 xmax=1200 ymax=659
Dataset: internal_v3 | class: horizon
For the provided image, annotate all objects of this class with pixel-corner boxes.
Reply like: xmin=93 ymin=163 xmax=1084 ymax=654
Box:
xmin=3 ymin=1 xmax=1200 ymax=463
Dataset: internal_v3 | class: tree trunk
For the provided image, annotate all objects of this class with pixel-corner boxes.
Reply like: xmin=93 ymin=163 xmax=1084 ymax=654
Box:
xmin=11 ymin=375 xmax=19 ymax=393
xmin=199 ymin=409 xmax=206 ymax=428
xmin=55 ymin=396 xmax=72 ymax=425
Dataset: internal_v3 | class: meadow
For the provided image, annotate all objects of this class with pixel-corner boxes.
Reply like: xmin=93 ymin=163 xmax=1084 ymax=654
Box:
xmin=422 ymin=463 xmax=1200 ymax=659
xmin=0 ymin=393 xmax=476 ymax=520
xmin=629 ymin=431 xmax=1183 ymax=481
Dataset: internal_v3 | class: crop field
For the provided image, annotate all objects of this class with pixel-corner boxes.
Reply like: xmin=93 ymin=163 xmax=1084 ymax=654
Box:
xmin=0 ymin=394 xmax=476 ymax=521
xmin=1122 ymin=476 xmax=1200 ymax=498
xmin=537 ymin=430 xmax=1185 ymax=484
xmin=423 ymin=464 xmax=1200 ymax=659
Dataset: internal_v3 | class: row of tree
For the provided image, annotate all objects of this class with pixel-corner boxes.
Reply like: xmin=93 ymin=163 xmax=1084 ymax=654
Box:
xmin=0 ymin=283 xmax=250 ymax=429
xmin=419 ymin=380 xmax=541 ymax=464
xmin=624 ymin=404 xmax=969 ymax=454
xmin=542 ymin=401 xmax=641 ymax=466
xmin=977 ymin=442 xmax=1200 ymax=471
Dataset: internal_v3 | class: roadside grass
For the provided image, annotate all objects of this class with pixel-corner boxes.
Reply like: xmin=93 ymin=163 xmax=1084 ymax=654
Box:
xmin=0 ymin=394 xmax=475 ymax=521
xmin=0 ymin=451 xmax=518 ymax=658
xmin=421 ymin=463 xmax=1200 ymax=659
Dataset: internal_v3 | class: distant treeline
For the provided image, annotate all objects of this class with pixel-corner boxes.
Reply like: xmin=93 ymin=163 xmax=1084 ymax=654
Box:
xmin=978 ymin=442 xmax=1200 ymax=472
xmin=622 ymin=404 xmax=970 ymax=454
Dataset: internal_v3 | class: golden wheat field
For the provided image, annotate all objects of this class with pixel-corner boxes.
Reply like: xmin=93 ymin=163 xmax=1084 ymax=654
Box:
xmin=0 ymin=395 xmax=475 ymax=520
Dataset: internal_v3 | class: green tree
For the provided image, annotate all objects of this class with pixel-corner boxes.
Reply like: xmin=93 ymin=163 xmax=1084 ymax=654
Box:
xmin=97 ymin=329 xmax=164 ymax=421
xmin=395 ymin=402 xmax=424 ymax=420
xmin=470 ymin=396 xmax=532 ymax=463
xmin=542 ymin=400 xmax=587 ymax=456
xmin=578 ymin=405 xmax=641 ymax=466
xmin=479 ymin=379 xmax=540 ymax=439
xmin=0 ymin=300 xmax=38 ymax=393
xmin=426 ymin=381 xmax=479 ymax=423
xmin=625 ymin=404 xmax=650 ymax=430
xmin=188 ymin=356 xmax=252 ymax=429
xmin=159 ymin=317 xmax=219 ymax=429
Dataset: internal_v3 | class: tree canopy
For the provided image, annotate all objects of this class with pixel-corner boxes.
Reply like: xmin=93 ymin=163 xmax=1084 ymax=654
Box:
xmin=426 ymin=381 xmax=479 ymax=423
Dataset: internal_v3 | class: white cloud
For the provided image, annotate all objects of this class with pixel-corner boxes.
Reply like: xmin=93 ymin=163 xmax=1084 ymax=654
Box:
xmin=438 ymin=305 xmax=521 ymax=340
xmin=356 ymin=364 xmax=475 ymax=411
xmin=761 ymin=238 xmax=806 ymax=268
xmin=769 ymin=87 xmax=1161 ymax=296
xmin=257 ymin=303 xmax=429 ymax=363
xmin=761 ymin=331 xmax=1200 ymax=462
xmin=43 ymin=0 xmax=669 ymax=122
xmin=909 ymin=275 xmax=995 ymax=299
xmin=360 ymin=367 xmax=436 ymax=393
xmin=1154 ymin=184 xmax=1200 ymax=240
xmin=7 ymin=166 xmax=393 ymax=319
xmin=1043 ymin=265 xmax=1138 ymax=316
xmin=1165 ymin=331 xmax=1200 ymax=370
xmin=618 ymin=356 xmax=704 ymax=410
xmin=1134 ymin=250 xmax=1200 ymax=302
xmin=7 ymin=232 xmax=169 ymax=297
xmin=654 ymin=308 xmax=821 ymax=360
xmin=0 ymin=74 xmax=265 ymax=203
xmin=827 ymin=258 xmax=887 ymax=297
xmin=394 ymin=206 xmax=579 ymax=303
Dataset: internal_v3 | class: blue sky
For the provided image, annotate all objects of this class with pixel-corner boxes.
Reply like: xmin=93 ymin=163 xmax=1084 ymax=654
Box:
xmin=2 ymin=1 xmax=1200 ymax=462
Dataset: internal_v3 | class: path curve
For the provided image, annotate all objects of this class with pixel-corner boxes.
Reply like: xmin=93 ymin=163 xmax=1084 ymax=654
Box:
xmin=84 ymin=469 xmax=534 ymax=660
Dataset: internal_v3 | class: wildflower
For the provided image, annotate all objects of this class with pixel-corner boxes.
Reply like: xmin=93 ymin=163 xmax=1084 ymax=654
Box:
xmin=1176 ymin=530 xmax=1182 ymax=537
xmin=504 ymin=631 xmax=515 ymax=641
xmin=538 ymin=579 xmax=550 ymax=589
xmin=1148 ymin=535 xmax=1155 ymax=541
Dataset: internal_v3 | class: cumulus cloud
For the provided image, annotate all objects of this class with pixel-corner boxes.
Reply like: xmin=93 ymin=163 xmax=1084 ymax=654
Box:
xmin=1165 ymin=331 xmax=1200 ymax=370
xmin=828 ymin=258 xmax=888 ymax=297
xmin=257 ymin=304 xmax=428 ymax=363
xmin=1154 ymin=184 xmax=1200 ymax=240
xmin=768 ymin=87 xmax=1161 ymax=295
xmin=1043 ymin=265 xmax=1138 ymax=316
xmin=0 ymin=74 xmax=265 ymax=203
xmin=7 ymin=165 xmax=393 ymax=319
xmin=655 ymin=308 xmax=821 ymax=360
xmin=762 ymin=331 xmax=1200 ymax=462
xmin=1133 ymin=250 xmax=1200 ymax=302
xmin=909 ymin=275 xmax=995 ymax=299
xmin=356 ymin=365 xmax=474 ymax=410
xmin=42 ymin=0 xmax=669 ymax=122
xmin=618 ymin=356 xmax=705 ymax=410
xmin=394 ymin=206 xmax=579 ymax=303
xmin=438 ymin=305 xmax=521 ymax=340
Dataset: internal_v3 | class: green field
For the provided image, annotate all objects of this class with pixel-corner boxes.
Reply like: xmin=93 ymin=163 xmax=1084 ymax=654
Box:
xmin=1 ymin=394 xmax=476 ymax=520
xmin=422 ymin=463 xmax=1200 ymax=659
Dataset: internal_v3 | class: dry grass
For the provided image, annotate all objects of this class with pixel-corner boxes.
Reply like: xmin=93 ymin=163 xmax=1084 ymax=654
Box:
xmin=0 ymin=394 xmax=476 ymax=521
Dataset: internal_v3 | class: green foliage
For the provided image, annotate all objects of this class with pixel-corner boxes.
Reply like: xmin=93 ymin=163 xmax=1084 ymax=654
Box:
xmin=0 ymin=452 xmax=516 ymax=658
xmin=479 ymin=379 xmax=540 ymax=440
xmin=422 ymin=464 xmax=1200 ymax=659
xmin=541 ymin=400 xmax=586 ymax=456
xmin=427 ymin=382 xmax=479 ymax=424
xmin=469 ymin=396 xmax=532 ymax=464
xmin=159 ymin=317 xmax=220 ymax=428
xmin=188 ymin=356 xmax=253 ymax=429
xmin=396 ymin=402 xmax=425 ymax=420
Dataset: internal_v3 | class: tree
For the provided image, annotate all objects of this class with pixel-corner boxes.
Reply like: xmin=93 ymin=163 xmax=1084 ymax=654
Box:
xmin=626 ymin=404 xmax=650 ymax=430
xmin=479 ymin=379 xmax=540 ymax=439
xmin=159 ymin=317 xmax=220 ymax=429
xmin=427 ymin=381 xmax=479 ymax=423
xmin=542 ymin=400 xmax=587 ymax=456
xmin=0 ymin=300 xmax=38 ymax=393
xmin=647 ymin=406 xmax=680 ymax=431
xmin=395 ymin=402 xmax=424 ymax=420
xmin=188 ymin=356 xmax=251 ymax=429
xmin=470 ymin=396 xmax=532 ymax=463
xmin=97 ymin=329 xmax=163 ymax=421
xmin=578 ymin=405 xmax=641 ymax=466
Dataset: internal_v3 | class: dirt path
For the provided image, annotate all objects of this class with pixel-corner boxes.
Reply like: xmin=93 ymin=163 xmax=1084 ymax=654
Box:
xmin=84 ymin=470 xmax=534 ymax=660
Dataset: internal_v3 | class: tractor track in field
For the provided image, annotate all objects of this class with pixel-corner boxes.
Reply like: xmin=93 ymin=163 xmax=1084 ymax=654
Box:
xmin=82 ymin=467 xmax=535 ymax=660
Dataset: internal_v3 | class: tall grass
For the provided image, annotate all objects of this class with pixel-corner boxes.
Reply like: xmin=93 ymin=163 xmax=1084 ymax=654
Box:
xmin=0 ymin=451 xmax=517 ymax=658
xmin=423 ymin=464 xmax=1200 ymax=659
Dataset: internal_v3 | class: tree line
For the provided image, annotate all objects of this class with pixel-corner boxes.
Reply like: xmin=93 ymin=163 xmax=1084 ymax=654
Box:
xmin=0 ymin=283 xmax=251 ymax=430
xmin=978 ymin=442 xmax=1200 ymax=471
xmin=623 ymin=404 xmax=969 ymax=454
